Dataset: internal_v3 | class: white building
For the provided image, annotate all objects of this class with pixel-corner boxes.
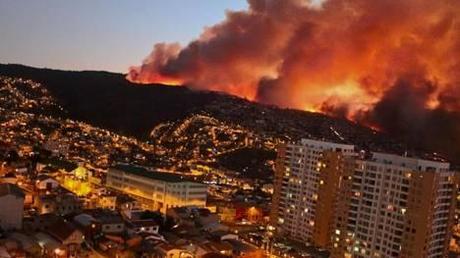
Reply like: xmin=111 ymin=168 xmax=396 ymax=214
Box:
xmin=106 ymin=165 xmax=207 ymax=213
xmin=271 ymin=139 xmax=355 ymax=242
xmin=127 ymin=220 xmax=160 ymax=235
xmin=0 ymin=183 xmax=25 ymax=230
xmin=35 ymin=175 xmax=59 ymax=190
xmin=271 ymin=138 xmax=458 ymax=258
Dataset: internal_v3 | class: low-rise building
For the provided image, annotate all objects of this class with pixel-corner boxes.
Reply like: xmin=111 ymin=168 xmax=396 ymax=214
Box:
xmin=35 ymin=193 xmax=82 ymax=215
xmin=35 ymin=220 xmax=84 ymax=258
xmin=35 ymin=175 xmax=59 ymax=191
xmin=1 ymin=172 xmax=18 ymax=185
xmin=127 ymin=220 xmax=160 ymax=235
xmin=88 ymin=210 xmax=125 ymax=234
xmin=106 ymin=164 xmax=207 ymax=213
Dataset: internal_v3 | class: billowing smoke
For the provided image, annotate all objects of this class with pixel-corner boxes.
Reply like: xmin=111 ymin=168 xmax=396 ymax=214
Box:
xmin=129 ymin=0 xmax=460 ymax=161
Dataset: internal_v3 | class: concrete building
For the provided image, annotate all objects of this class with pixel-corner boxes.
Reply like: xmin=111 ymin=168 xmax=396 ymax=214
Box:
xmin=35 ymin=193 xmax=82 ymax=216
xmin=271 ymin=139 xmax=459 ymax=258
xmin=270 ymin=139 xmax=355 ymax=243
xmin=333 ymin=152 xmax=459 ymax=258
xmin=35 ymin=175 xmax=59 ymax=191
xmin=0 ymin=183 xmax=25 ymax=230
xmin=106 ymin=165 xmax=207 ymax=213
xmin=127 ymin=220 xmax=160 ymax=235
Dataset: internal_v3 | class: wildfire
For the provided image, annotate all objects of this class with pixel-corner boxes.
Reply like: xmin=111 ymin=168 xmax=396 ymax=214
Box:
xmin=127 ymin=66 xmax=184 ymax=86
xmin=127 ymin=0 xmax=460 ymax=149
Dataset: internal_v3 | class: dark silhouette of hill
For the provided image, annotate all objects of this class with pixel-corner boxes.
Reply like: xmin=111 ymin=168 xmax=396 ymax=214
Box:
xmin=1 ymin=63 xmax=455 ymax=165
xmin=0 ymin=64 xmax=219 ymax=137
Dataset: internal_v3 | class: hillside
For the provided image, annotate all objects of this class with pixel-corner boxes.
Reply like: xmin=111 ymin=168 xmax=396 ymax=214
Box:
xmin=0 ymin=64 xmax=452 ymax=166
xmin=0 ymin=64 xmax=219 ymax=138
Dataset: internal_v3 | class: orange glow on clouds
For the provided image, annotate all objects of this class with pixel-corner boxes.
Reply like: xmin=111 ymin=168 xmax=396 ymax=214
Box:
xmin=127 ymin=0 xmax=460 ymax=127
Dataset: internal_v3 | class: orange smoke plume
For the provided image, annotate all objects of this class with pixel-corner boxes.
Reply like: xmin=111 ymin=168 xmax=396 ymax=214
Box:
xmin=128 ymin=0 xmax=460 ymax=160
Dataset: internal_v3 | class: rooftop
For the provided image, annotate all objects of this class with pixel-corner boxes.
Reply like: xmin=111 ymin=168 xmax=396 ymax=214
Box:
xmin=111 ymin=164 xmax=199 ymax=184
xmin=370 ymin=152 xmax=451 ymax=172
xmin=39 ymin=158 xmax=78 ymax=172
xmin=298 ymin=138 xmax=355 ymax=151
xmin=0 ymin=183 xmax=25 ymax=198
xmin=46 ymin=220 xmax=79 ymax=242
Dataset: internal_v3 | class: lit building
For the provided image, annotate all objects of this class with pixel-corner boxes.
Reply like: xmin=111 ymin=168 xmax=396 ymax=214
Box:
xmin=35 ymin=175 xmax=59 ymax=191
xmin=106 ymin=164 xmax=207 ymax=213
xmin=35 ymin=193 xmax=83 ymax=216
xmin=271 ymin=139 xmax=459 ymax=258
xmin=270 ymin=139 xmax=355 ymax=244
xmin=334 ymin=152 xmax=459 ymax=258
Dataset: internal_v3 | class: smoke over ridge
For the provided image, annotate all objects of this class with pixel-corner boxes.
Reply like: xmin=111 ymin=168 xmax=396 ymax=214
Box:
xmin=128 ymin=0 xmax=460 ymax=161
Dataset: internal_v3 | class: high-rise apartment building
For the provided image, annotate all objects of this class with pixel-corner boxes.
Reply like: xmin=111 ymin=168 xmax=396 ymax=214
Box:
xmin=334 ymin=152 xmax=458 ymax=258
xmin=271 ymin=139 xmax=459 ymax=258
xmin=270 ymin=139 xmax=356 ymax=245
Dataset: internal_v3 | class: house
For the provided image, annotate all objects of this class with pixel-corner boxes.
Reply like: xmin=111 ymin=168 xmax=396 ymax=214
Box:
xmin=167 ymin=207 xmax=224 ymax=232
xmin=97 ymin=195 xmax=117 ymax=210
xmin=87 ymin=194 xmax=117 ymax=210
xmin=36 ymin=158 xmax=78 ymax=174
xmin=73 ymin=213 xmax=97 ymax=229
xmin=127 ymin=220 xmax=160 ymax=235
xmin=72 ymin=213 xmax=100 ymax=239
xmin=89 ymin=210 xmax=125 ymax=234
xmin=119 ymin=198 xmax=143 ymax=220
xmin=35 ymin=175 xmax=59 ymax=191
xmin=154 ymin=243 xmax=194 ymax=258
xmin=8 ymin=232 xmax=42 ymax=257
xmin=35 ymin=232 xmax=63 ymax=257
xmin=0 ymin=240 xmax=27 ymax=258
xmin=0 ymin=183 xmax=24 ymax=230
xmin=45 ymin=220 xmax=84 ymax=257
xmin=197 ymin=241 xmax=233 ymax=257
xmin=216 ymin=203 xmax=265 ymax=224
xmin=23 ymin=213 xmax=62 ymax=232
xmin=34 ymin=192 xmax=82 ymax=215
xmin=1 ymin=172 xmax=18 ymax=184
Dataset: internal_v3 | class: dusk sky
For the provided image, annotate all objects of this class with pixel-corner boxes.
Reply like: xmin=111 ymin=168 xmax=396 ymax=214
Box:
xmin=0 ymin=0 xmax=247 ymax=72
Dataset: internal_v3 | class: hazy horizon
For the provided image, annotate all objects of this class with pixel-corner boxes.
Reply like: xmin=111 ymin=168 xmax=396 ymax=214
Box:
xmin=0 ymin=0 xmax=247 ymax=73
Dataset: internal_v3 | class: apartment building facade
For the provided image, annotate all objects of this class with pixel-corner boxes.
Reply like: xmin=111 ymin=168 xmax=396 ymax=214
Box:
xmin=333 ymin=153 xmax=458 ymax=258
xmin=271 ymin=139 xmax=459 ymax=258
xmin=270 ymin=139 xmax=356 ymax=244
